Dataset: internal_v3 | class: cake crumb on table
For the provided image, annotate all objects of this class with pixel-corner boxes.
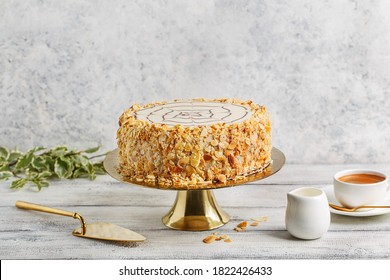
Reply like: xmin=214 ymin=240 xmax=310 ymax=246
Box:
xmin=234 ymin=221 xmax=248 ymax=232
xmin=203 ymin=232 xmax=232 ymax=244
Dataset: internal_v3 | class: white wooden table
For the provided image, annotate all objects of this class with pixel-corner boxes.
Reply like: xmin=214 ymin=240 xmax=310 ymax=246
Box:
xmin=1 ymin=164 xmax=390 ymax=260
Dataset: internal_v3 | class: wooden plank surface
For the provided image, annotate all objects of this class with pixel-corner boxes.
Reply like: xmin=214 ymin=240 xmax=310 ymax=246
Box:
xmin=1 ymin=164 xmax=390 ymax=259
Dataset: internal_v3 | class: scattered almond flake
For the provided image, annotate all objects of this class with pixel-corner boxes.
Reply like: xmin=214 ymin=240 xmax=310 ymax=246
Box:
xmin=234 ymin=227 xmax=243 ymax=232
xmin=251 ymin=216 xmax=269 ymax=222
xmin=203 ymin=233 xmax=231 ymax=244
xmin=237 ymin=221 xmax=248 ymax=228
xmin=250 ymin=221 xmax=259 ymax=227
xmin=224 ymin=238 xmax=233 ymax=243
xmin=203 ymin=235 xmax=217 ymax=244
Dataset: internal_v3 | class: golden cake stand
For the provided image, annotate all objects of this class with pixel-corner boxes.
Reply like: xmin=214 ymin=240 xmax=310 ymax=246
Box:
xmin=103 ymin=148 xmax=285 ymax=231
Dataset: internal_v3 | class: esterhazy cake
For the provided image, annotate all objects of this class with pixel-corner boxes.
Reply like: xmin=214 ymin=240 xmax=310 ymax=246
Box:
xmin=117 ymin=98 xmax=271 ymax=188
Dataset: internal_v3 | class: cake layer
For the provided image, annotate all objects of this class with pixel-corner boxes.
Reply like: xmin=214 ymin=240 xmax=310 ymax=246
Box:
xmin=117 ymin=98 xmax=272 ymax=189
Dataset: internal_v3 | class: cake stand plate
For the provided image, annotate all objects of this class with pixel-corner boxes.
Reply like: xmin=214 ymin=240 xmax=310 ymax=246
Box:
xmin=103 ymin=147 xmax=285 ymax=231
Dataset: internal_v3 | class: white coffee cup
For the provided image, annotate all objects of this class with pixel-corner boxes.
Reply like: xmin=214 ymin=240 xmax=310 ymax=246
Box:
xmin=333 ymin=169 xmax=389 ymax=208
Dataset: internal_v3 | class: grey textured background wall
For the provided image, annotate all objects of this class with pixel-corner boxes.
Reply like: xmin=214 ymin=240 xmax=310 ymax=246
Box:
xmin=1 ymin=0 xmax=390 ymax=164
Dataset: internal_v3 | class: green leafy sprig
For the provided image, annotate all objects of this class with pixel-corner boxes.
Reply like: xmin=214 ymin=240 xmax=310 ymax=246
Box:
xmin=0 ymin=146 xmax=106 ymax=191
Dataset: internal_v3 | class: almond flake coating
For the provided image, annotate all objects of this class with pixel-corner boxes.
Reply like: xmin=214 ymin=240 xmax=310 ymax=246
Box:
xmin=117 ymin=98 xmax=272 ymax=189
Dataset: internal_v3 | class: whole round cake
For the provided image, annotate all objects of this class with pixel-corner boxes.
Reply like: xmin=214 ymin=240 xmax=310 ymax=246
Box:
xmin=117 ymin=98 xmax=272 ymax=188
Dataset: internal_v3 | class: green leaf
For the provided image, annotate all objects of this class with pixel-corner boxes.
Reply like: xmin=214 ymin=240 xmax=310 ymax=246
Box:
xmin=10 ymin=178 xmax=27 ymax=189
xmin=15 ymin=152 xmax=34 ymax=170
xmin=54 ymin=157 xmax=73 ymax=179
xmin=8 ymin=150 xmax=23 ymax=163
xmin=31 ymin=156 xmax=50 ymax=172
xmin=0 ymin=157 xmax=6 ymax=165
xmin=0 ymin=147 xmax=9 ymax=159
xmin=0 ymin=171 xmax=13 ymax=181
xmin=86 ymin=162 xmax=96 ymax=180
xmin=83 ymin=146 xmax=100 ymax=154
xmin=25 ymin=170 xmax=38 ymax=179
xmin=0 ymin=163 xmax=9 ymax=172
xmin=49 ymin=146 xmax=68 ymax=158
xmin=43 ymin=156 xmax=55 ymax=172
xmin=28 ymin=146 xmax=45 ymax=153
xmin=87 ymin=162 xmax=94 ymax=173
xmin=93 ymin=162 xmax=106 ymax=175
xmin=32 ymin=179 xmax=49 ymax=191
xmin=73 ymin=166 xmax=89 ymax=178
xmin=71 ymin=154 xmax=89 ymax=167
xmin=37 ymin=170 xmax=53 ymax=179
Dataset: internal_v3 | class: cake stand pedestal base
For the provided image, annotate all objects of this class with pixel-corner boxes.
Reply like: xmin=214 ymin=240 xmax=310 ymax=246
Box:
xmin=162 ymin=190 xmax=230 ymax=231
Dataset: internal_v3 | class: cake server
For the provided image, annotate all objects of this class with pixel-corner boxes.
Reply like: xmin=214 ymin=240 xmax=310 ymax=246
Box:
xmin=15 ymin=200 xmax=146 ymax=242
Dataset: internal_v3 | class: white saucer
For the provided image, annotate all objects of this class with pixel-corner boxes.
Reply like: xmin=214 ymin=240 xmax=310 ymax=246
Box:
xmin=323 ymin=185 xmax=390 ymax=217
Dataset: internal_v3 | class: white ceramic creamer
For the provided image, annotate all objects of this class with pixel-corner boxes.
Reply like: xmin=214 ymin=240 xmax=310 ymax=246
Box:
xmin=285 ymin=187 xmax=330 ymax=240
